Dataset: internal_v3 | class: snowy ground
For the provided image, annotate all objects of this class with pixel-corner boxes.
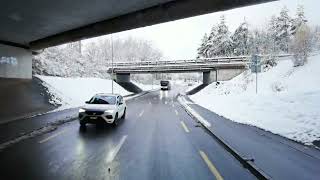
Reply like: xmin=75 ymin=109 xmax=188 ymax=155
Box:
xmin=190 ymin=55 xmax=320 ymax=145
xmin=132 ymin=81 xmax=160 ymax=91
xmin=37 ymin=76 xmax=132 ymax=109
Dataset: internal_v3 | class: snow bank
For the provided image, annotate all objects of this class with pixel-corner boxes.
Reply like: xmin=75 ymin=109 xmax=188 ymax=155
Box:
xmin=191 ymin=55 xmax=320 ymax=145
xmin=132 ymin=81 xmax=160 ymax=91
xmin=37 ymin=76 xmax=131 ymax=109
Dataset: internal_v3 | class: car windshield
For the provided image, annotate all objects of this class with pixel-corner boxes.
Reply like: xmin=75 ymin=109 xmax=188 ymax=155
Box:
xmin=161 ymin=81 xmax=169 ymax=86
xmin=88 ymin=96 xmax=116 ymax=105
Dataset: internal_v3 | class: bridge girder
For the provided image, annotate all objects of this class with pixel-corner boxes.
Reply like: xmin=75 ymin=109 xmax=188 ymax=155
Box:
xmin=0 ymin=0 xmax=275 ymax=50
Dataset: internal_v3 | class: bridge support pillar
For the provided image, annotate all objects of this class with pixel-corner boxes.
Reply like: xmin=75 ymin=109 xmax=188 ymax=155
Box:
xmin=0 ymin=44 xmax=32 ymax=79
xmin=114 ymin=73 xmax=130 ymax=82
xmin=113 ymin=73 xmax=142 ymax=93
xmin=203 ymin=71 xmax=217 ymax=85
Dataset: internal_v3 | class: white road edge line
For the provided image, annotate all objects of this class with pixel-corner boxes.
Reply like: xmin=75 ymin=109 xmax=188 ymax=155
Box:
xmin=177 ymin=96 xmax=211 ymax=128
xmin=106 ymin=135 xmax=128 ymax=163
xmin=175 ymin=110 xmax=179 ymax=116
xmin=180 ymin=121 xmax=190 ymax=133
xmin=138 ymin=110 xmax=145 ymax=117
xmin=39 ymin=129 xmax=67 ymax=144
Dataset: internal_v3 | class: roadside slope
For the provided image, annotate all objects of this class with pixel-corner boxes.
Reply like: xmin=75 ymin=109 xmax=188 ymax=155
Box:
xmin=37 ymin=76 xmax=132 ymax=109
xmin=191 ymin=55 xmax=320 ymax=145
xmin=0 ymin=77 xmax=55 ymax=124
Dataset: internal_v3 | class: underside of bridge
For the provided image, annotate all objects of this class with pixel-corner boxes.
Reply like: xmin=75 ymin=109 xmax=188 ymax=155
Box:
xmin=113 ymin=68 xmax=244 ymax=93
xmin=1 ymin=0 xmax=275 ymax=50
xmin=0 ymin=0 xmax=274 ymax=80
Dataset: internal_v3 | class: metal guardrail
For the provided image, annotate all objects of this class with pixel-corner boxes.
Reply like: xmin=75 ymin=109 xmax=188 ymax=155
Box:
xmin=106 ymin=56 xmax=250 ymax=67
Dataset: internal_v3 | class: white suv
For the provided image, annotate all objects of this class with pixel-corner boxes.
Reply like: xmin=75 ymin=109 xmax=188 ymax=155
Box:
xmin=78 ymin=94 xmax=127 ymax=127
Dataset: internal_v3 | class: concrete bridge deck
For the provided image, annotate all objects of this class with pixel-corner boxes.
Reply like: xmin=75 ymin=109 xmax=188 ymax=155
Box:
xmin=107 ymin=56 xmax=249 ymax=74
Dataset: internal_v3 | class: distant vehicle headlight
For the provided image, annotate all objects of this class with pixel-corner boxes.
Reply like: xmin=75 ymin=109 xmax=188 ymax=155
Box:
xmin=105 ymin=109 xmax=114 ymax=114
xmin=79 ymin=108 xmax=85 ymax=113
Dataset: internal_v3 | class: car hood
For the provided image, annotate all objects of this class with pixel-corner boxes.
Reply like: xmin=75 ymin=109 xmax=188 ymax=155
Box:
xmin=82 ymin=104 xmax=116 ymax=111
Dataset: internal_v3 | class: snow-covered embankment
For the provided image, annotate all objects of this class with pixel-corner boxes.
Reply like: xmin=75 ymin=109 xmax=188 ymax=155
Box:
xmin=190 ymin=55 xmax=320 ymax=145
xmin=37 ymin=76 xmax=132 ymax=109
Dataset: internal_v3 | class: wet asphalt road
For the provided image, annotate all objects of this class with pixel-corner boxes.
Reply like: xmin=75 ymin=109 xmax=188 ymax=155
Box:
xmin=0 ymin=88 xmax=255 ymax=180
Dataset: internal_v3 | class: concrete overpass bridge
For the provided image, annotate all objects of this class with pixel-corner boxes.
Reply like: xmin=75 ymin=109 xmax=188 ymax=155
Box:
xmin=108 ymin=56 xmax=248 ymax=86
xmin=107 ymin=54 xmax=293 ymax=93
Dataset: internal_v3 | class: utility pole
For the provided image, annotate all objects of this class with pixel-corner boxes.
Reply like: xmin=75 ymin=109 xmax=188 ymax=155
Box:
xmin=111 ymin=35 xmax=114 ymax=94
xmin=152 ymin=74 xmax=154 ymax=89
xmin=256 ymin=65 xmax=258 ymax=94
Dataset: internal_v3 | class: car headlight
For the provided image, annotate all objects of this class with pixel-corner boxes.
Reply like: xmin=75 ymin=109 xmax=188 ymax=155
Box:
xmin=79 ymin=108 xmax=85 ymax=113
xmin=105 ymin=109 xmax=114 ymax=113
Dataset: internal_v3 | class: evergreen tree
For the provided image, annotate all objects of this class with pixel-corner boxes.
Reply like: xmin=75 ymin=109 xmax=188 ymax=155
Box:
xmin=291 ymin=5 xmax=307 ymax=35
xmin=205 ymin=25 xmax=218 ymax=57
xmin=231 ymin=20 xmax=251 ymax=55
xmin=197 ymin=33 xmax=209 ymax=58
xmin=208 ymin=15 xmax=233 ymax=57
xmin=267 ymin=15 xmax=280 ymax=54
xmin=275 ymin=7 xmax=292 ymax=53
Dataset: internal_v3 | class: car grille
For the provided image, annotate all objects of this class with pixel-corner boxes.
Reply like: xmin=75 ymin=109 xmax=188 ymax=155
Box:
xmin=85 ymin=110 xmax=104 ymax=115
xmin=105 ymin=115 xmax=113 ymax=119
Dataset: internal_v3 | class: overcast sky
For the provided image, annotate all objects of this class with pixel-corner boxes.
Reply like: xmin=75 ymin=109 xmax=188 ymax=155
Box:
xmin=84 ymin=0 xmax=320 ymax=59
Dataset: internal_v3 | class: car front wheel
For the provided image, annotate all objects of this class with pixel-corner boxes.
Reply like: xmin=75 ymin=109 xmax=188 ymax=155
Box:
xmin=112 ymin=113 xmax=118 ymax=127
xmin=80 ymin=121 xmax=86 ymax=128
xmin=121 ymin=108 xmax=126 ymax=119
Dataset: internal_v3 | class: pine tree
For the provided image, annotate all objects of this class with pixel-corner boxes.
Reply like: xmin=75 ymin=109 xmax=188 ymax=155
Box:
xmin=207 ymin=15 xmax=233 ymax=57
xmin=197 ymin=33 xmax=209 ymax=58
xmin=275 ymin=7 xmax=292 ymax=53
xmin=290 ymin=5 xmax=307 ymax=35
xmin=267 ymin=15 xmax=280 ymax=54
xmin=205 ymin=26 xmax=217 ymax=57
xmin=231 ymin=20 xmax=251 ymax=55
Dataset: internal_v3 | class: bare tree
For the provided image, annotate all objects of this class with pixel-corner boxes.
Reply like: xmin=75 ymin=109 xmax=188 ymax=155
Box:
xmin=290 ymin=24 xmax=312 ymax=67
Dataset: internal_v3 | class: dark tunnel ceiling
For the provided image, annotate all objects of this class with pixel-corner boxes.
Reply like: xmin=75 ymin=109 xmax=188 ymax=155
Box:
xmin=0 ymin=0 xmax=275 ymax=50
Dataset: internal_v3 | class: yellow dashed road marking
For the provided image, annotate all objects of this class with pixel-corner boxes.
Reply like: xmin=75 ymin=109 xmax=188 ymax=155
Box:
xmin=180 ymin=121 xmax=190 ymax=133
xmin=199 ymin=150 xmax=224 ymax=180
xmin=175 ymin=110 xmax=179 ymax=116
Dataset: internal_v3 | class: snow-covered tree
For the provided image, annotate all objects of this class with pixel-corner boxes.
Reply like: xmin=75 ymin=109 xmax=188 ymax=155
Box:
xmin=312 ymin=26 xmax=320 ymax=51
xmin=250 ymin=29 xmax=269 ymax=54
xmin=197 ymin=33 xmax=209 ymax=58
xmin=290 ymin=5 xmax=307 ymax=36
xmin=290 ymin=24 xmax=312 ymax=66
xmin=231 ymin=21 xmax=251 ymax=55
xmin=207 ymin=15 xmax=233 ymax=57
xmin=267 ymin=15 xmax=280 ymax=54
xmin=33 ymin=37 xmax=163 ymax=78
xmin=275 ymin=7 xmax=292 ymax=53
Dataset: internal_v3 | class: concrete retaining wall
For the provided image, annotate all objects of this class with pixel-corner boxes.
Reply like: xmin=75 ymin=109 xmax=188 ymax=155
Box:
xmin=0 ymin=44 xmax=32 ymax=79
xmin=216 ymin=69 xmax=244 ymax=81
xmin=202 ymin=69 xmax=244 ymax=84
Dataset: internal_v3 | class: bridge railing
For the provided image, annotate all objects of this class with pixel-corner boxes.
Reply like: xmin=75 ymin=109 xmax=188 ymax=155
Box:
xmin=106 ymin=54 xmax=294 ymax=72
xmin=106 ymin=56 xmax=250 ymax=68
